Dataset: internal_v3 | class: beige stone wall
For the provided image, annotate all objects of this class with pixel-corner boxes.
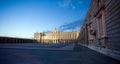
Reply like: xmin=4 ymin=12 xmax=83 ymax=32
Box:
xmin=34 ymin=32 xmax=40 ymax=42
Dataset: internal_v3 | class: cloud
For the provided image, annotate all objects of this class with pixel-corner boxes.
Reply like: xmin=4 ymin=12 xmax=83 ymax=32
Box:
xmin=43 ymin=30 xmax=51 ymax=33
xmin=58 ymin=0 xmax=72 ymax=8
xmin=58 ymin=0 xmax=83 ymax=9
xmin=78 ymin=1 xmax=83 ymax=4
xmin=58 ymin=19 xmax=83 ymax=31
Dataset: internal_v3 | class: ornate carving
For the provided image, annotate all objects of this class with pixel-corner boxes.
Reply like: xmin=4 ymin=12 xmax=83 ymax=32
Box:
xmin=89 ymin=29 xmax=96 ymax=36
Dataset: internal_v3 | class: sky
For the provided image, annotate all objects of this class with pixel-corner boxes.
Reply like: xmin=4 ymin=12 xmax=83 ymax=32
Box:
xmin=0 ymin=0 xmax=91 ymax=38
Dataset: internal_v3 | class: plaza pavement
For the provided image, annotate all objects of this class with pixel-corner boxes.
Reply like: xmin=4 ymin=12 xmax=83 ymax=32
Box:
xmin=0 ymin=44 xmax=120 ymax=64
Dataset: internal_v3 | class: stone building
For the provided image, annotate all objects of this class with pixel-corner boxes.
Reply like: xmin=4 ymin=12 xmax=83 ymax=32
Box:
xmin=78 ymin=0 xmax=120 ymax=60
xmin=34 ymin=28 xmax=80 ymax=43
xmin=0 ymin=36 xmax=34 ymax=43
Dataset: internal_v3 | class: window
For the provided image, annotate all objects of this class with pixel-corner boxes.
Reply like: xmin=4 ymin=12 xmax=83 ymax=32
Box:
xmin=97 ymin=14 xmax=104 ymax=38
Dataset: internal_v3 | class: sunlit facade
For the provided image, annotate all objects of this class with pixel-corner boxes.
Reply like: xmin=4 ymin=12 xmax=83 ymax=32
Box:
xmin=34 ymin=28 xmax=80 ymax=43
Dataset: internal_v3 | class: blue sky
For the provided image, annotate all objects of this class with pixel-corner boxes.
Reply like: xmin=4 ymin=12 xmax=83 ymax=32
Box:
xmin=0 ymin=0 xmax=91 ymax=38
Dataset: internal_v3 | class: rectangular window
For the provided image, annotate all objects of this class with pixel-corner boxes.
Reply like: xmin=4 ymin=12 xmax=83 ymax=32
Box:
xmin=98 ymin=15 xmax=104 ymax=37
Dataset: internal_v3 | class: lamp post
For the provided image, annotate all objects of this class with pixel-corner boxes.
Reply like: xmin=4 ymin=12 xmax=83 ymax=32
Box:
xmin=42 ymin=32 xmax=45 ymax=44
xmin=40 ymin=33 xmax=42 ymax=43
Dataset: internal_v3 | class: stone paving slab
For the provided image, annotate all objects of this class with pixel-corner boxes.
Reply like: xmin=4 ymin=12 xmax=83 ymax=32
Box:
xmin=0 ymin=44 xmax=74 ymax=50
xmin=0 ymin=44 xmax=120 ymax=64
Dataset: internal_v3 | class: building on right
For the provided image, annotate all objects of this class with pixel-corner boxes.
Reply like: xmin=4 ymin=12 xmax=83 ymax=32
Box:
xmin=78 ymin=0 xmax=120 ymax=60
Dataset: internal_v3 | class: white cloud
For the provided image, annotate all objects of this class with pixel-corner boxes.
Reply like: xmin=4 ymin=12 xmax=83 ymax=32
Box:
xmin=58 ymin=0 xmax=83 ymax=9
xmin=58 ymin=0 xmax=72 ymax=8
xmin=78 ymin=1 xmax=83 ymax=4
xmin=72 ymin=5 xmax=75 ymax=9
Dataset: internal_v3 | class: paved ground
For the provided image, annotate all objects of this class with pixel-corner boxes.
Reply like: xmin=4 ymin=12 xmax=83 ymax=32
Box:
xmin=0 ymin=44 xmax=120 ymax=64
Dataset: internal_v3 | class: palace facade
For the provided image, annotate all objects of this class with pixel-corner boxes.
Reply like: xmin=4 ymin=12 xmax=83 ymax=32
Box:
xmin=34 ymin=28 xmax=80 ymax=43
xmin=78 ymin=0 xmax=120 ymax=60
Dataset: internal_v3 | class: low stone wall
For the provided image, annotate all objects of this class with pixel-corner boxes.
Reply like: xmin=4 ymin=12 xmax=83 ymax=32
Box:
xmin=0 ymin=37 xmax=34 ymax=43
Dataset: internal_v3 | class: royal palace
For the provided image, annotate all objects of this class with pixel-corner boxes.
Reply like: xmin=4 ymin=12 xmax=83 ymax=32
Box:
xmin=34 ymin=28 xmax=80 ymax=43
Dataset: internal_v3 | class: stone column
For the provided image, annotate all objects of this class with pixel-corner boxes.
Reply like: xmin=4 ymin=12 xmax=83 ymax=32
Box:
xmin=101 ymin=9 xmax=108 ymax=48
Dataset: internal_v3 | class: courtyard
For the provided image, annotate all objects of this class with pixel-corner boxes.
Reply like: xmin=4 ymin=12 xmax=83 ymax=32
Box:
xmin=0 ymin=44 xmax=119 ymax=64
